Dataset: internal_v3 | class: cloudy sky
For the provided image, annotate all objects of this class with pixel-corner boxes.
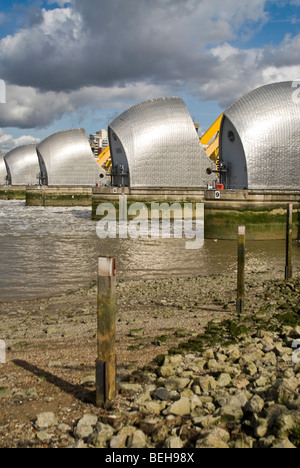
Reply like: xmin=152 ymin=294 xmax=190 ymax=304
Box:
xmin=0 ymin=0 xmax=300 ymax=152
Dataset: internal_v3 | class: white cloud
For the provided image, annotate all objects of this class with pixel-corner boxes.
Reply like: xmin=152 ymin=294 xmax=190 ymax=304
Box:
xmin=0 ymin=129 xmax=40 ymax=153
xmin=0 ymin=82 xmax=169 ymax=129
xmin=0 ymin=0 xmax=299 ymax=128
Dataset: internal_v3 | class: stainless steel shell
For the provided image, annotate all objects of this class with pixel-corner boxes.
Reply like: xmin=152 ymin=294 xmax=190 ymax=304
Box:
xmin=221 ymin=81 xmax=300 ymax=190
xmin=4 ymin=145 xmax=39 ymax=186
xmin=108 ymin=97 xmax=216 ymax=188
xmin=0 ymin=154 xmax=7 ymax=185
xmin=36 ymin=128 xmax=107 ymax=186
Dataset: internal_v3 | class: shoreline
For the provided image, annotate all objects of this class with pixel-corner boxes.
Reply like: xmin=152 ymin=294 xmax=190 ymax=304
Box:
xmin=0 ymin=271 xmax=299 ymax=448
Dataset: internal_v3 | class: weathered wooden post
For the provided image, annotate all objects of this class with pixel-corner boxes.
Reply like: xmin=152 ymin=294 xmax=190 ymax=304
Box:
xmin=285 ymin=204 xmax=293 ymax=281
xmin=96 ymin=257 xmax=116 ymax=407
xmin=237 ymin=226 xmax=246 ymax=315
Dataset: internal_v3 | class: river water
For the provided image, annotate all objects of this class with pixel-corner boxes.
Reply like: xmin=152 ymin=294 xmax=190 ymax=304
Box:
xmin=0 ymin=200 xmax=299 ymax=302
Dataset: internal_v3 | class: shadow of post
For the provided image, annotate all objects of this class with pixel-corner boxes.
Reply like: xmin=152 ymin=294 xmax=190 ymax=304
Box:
xmin=13 ymin=360 xmax=96 ymax=405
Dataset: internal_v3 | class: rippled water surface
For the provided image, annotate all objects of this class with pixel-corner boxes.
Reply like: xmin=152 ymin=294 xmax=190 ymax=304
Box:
xmin=0 ymin=200 xmax=299 ymax=301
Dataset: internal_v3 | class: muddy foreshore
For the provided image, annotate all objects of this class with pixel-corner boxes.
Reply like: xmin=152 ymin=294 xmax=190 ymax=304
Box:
xmin=0 ymin=271 xmax=299 ymax=448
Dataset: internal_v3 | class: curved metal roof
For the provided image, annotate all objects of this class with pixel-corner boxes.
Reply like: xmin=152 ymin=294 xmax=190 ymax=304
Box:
xmin=108 ymin=97 xmax=216 ymax=188
xmin=0 ymin=154 xmax=7 ymax=185
xmin=4 ymin=144 xmax=39 ymax=185
xmin=221 ymin=81 xmax=300 ymax=190
xmin=36 ymin=128 xmax=106 ymax=186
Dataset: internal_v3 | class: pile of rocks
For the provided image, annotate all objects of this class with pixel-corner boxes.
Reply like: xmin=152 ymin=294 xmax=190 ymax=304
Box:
xmin=31 ymin=321 xmax=300 ymax=449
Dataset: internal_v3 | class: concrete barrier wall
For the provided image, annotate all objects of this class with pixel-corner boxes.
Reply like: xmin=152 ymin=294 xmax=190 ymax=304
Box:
xmin=0 ymin=186 xmax=27 ymax=200
xmin=93 ymin=188 xmax=300 ymax=240
xmin=26 ymin=186 xmax=93 ymax=207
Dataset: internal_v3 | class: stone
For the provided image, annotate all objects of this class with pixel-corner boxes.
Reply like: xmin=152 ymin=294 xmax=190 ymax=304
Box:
xmin=168 ymin=397 xmax=191 ymax=416
xmin=244 ymin=395 xmax=265 ymax=414
xmin=196 ymin=428 xmax=230 ymax=449
xmin=35 ymin=412 xmax=58 ymax=430
xmin=275 ymin=413 xmax=297 ymax=439
xmin=81 ymin=375 xmax=96 ymax=386
xmin=128 ymin=430 xmax=147 ymax=448
xmin=239 ymin=350 xmax=264 ymax=367
xmin=217 ymin=373 xmax=232 ymax=388
xmin=36 ymin=431 xmax=52 ymax=443
xmin=253 ymin=417 xmax=268 ymax=438
xmin=254 ymin=375 xmax=270 ymax=388
xmin=74 ymin=414 xmax=98 ymax=440
xmin=139 ymin=417 xmax=161 ymax=435
xmin=151 ymin=387 xmax=170 ymax=401
xmin=129 ymin=328 xmax=144 ymax=337
xmin=159 ymin=365 xmax=177 ymax=378
xmin=152 ymin=425 xmax=169 ymax=445
xmin=206 ymin=359 xmax=223 ymax=372
xmin=196 ymin=375 xmax=218 ymax=393
xmin=190 ymin=394 xmax=203 ymax=412
xmin=58 ymin=423 xmax=71 ymax=433
xmin=163 ymin=355 xmax=183 ymax=366
xmin=232 ymin=378 xmax=250 ymax=389
xmin=163 ymin=436 xmax=184 ymax=449
xmin=164 ymin=377 xmax=190 ymax=390
xmin=262 ymin=352 xmax=277 ymax=366
xmin=192 ymin=415 xmax=221 ymax=428
xmin=272 ymin=438 xmax=297 ymax=449
xmin=110 ymin=426 xmax=136 ymax=449
xmin=92 ymin=424 xmax=114 ymax=448
xmin=258 ymin=436 xmax=276 ymax=448
xmin=218 ymin=391 xmax=249 ymax=409
xmin=245 ymin=362 xmax=258 ymax=377
xmin=203 ymin=349 xmax=215 ymax=359
xmin=226 ymin=345 xmax=241 ymax=363
xmin=219 ymin=404 xmax=244 ymax=422
xmin=234 ymin=436 xmax=255 ymax=448
xmin=119 ymin=382 xmax=143 ymax=393
xmin=141 ymin=400 xmax=166 ymax=415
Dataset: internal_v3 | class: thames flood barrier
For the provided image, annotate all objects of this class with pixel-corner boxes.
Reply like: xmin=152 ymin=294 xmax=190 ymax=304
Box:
xmin=96 ymin=257 xmax=117 ymax=407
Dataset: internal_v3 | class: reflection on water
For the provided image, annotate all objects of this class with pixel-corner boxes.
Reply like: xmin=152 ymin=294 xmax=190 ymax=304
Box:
xmin=0 ymin=200 xmax=299 ymax=301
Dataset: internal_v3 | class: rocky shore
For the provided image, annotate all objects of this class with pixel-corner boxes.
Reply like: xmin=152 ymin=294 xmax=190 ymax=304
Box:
xmin=0 ymin=271 xmax=299 ymax=448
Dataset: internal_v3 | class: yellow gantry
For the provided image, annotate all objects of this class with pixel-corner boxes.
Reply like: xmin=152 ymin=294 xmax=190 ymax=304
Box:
xmin=95 ymin=146 xmax=112 ymax=171
xmin=200 ymin=114 xmax=223 ymax=164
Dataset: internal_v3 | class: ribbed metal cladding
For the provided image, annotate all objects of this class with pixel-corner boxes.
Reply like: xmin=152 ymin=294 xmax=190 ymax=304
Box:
xmin=0 ymin=154 xmax=7 ymax=185
xmin=4 ymin=144 xmax=39 ymax=186
xmin=108 ymin=97 xmax=216 ymax=188
xmin=36 ymin=128 xmax=107 ymax=186
xmin=221 ymin=81 xmax=300 ymax=190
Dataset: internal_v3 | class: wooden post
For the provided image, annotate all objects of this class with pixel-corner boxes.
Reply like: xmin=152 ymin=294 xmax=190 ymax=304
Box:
xmin=96 ymin=257 xmax=116 ymax=407
xmin=237 ymin=226 xmax=246 ymax=315
xmin=285 ymin=204 xmax=293 ymax=281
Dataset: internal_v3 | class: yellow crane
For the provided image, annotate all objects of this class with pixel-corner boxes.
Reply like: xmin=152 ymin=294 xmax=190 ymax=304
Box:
xmin=200 ymin=114 xmax=223 ymax=164
xmin=95 ymin=146 xmax=112 ymax=171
